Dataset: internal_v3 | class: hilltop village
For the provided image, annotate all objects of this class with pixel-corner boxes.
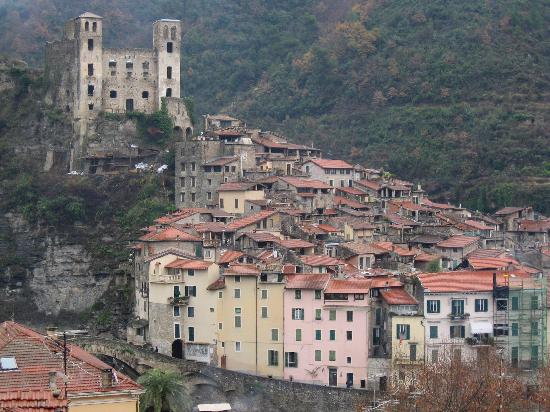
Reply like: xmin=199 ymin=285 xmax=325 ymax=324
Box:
xmin=129 ymin=112 xmax=550 ymax=390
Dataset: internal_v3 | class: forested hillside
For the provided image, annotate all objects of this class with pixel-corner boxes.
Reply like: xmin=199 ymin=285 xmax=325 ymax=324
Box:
xmin=0 ymin=0 xmax=549 ymax=213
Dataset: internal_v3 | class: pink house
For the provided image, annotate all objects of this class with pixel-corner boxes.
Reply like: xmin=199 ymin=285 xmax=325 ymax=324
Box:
xmin=284 ymin=275 xmax=370 ymax=388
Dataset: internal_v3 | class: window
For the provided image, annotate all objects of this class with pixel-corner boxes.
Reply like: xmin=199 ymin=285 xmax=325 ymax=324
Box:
xmin=292 ymin=308 xmax=304 ymax=320
xmin=180 ymin=193 xmax=185 ymax=202
xmin=126 ymin=61 xmax=133 ymax=69
xmin=295 ymin=289 xmax=302 ymax=300
xmin=431 ymin=349 xmax=439 ymax=363
xmin=188 ymin=269 xmax=195 ymax=277
xmin=532 ymin=321 xmax=538 ymax=336
xmin=87 ymin=84 xmax=94 ymax=96
xmin=234 ymin=198 xmax=239 ymax=209
xmin=354 ymin=293 xmax=364 ymax=300
xmin=329 ymin=330 xmax=336 ymax=341
xmin=218 ymin=322 xmax=222 ymax=330
xmin=396 ymin=324 xmax=410 ymax=340
xmin=268 ymin=350 xmax=278 ymax=366
xmin=85 ymin=21 xmax=89 ymax=31
xmin=167 ymin=66 xmax=173 ymax=79
xmin=375 ymin=308 xmax=382 ymax=325
xmin=410 ymin=344 xmax=417 ymax=361
xmin=511 ymin=346 xmax=519 ymax=367
xmin=88 ymin=39 xmax=93 ymax=50
xmin=295 ymin=329 xmax=302 ymax=341
xmin=329 ymin=310 xmax=336 ymax=321
xmin=346 ymin=311 xmax=353 ymax=322
xmin=188 ymin=327 xmax=195 ymax=342
xmin=191 ymin=162 xmax=196 ymax=172
xmin=427 ymin=300 xmax=440 ymax=314
xmin=234 ymin=308 xmax=242 ymax=328
xmin=109 ymin=60 xmax=116 ymax=68
xmin=315 ymin=350 xmax=321 ymax=361
xmin=285 ymin=352 xmax=298 ymax=368
xmin=494 ymin=324 xmax=509 ymax=336
xmin=142 ymin=61 xmax=149 ymax=71
xmin=174 ymin=323 xmax=180 ymax=339
xmin=92 ymin=22 xmax=97 ymax=32
xmin=173 ymin=306 xmax=180 ymax=317
xmin=329 ymin=350 xmax=336 ymax=361
xmin=532 ymin=346 xmax=539 ymax=369
xmin=219 ymin=198 xmax=224 ymax=208
xmin=511 ymin=296 xmax=519 ymax=310
xmin=430 ymin=325 xmax=438 ymax=339
xmin=373 ymin=327 xmax=381 ymax=345
xmin=235 ymin=342 xmax=241 ymax=352
xmin=512 ymin=322 xmax=519 ymax=336
xmin=261 ymin=289 xmax=268 ymax=299
xmin=174 ymin=286 xmax=180 ymax=297
xmin=346 ymin=331 xmax=353 ymax=341
xmin=315 ymin=329 xmax=321 ymax=340
xmin=191 ymin=177 xmax=196 ymax=187
xmin=261 ymin=307 xmax=268 ymax=318
xmin=451 ymin=300 xmax=465 ymax=315
xmin=207 ymin=192 xmax=212 ymax=200
xmin=234 ymin=289 xmax=240 ymax=299
xmin=166 ymin=88 xmax=172 ymax=97
xmin=187 ymin=307 xmax=194 ymax=318
xmin=475 ymin=299 xmax=488 ymax=312
xmin=450 ymin=325 xmax=466 ymax=338
xmin=142 ymin=91 xmax=149 ymax=99
xmin=110 ymin=90 xmax=117 ymax=98
xmin=167 ymin=42 xmax=173 ymax=53
xmin=218 ymin=291 xmax=223 ymax=299
xmin=531 ymin=295 xmax=539 ymax=310
xmin=184 ymin=286 xmax=196 ymax=297
xmin=347 ymin=356 xmax=352 ymax=364
xmin=191 ymin=193 xmax=195 ymax=202
xmin=171 ymin=26 xmax=177 ymax=40
xmin=271 ymin=328 xmax=278 ymax=341
xmin=315 ymin=309 xmax=322 ymax=320
xmin=88 ymin=64 xmax=94 ymax=76
xmin=496 ymin=299 xmax=508 ymax=311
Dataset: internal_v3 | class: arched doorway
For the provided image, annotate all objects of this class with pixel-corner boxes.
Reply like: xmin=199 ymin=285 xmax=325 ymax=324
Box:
xmin=185 ymin=127 xmax=193 ymax=139
xmin=172 ymin=339 xmax=183 ymax=359
xmin=173 ymin=126 xmax=183 ymax=139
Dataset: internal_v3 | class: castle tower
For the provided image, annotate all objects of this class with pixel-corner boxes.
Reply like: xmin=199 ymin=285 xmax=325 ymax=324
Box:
xmin=74 ymin=12 xmax=103 ymax=120
xmin=153 ymin=19 xmax=182 ymax=108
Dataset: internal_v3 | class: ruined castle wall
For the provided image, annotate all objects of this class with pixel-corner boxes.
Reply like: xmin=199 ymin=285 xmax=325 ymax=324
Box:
xmin=44 ymin=40 xmax=78 ymax=113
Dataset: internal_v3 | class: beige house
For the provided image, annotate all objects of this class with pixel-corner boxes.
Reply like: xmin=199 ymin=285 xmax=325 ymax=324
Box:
xmin=218 ymin=182 xmax=265 ymax=214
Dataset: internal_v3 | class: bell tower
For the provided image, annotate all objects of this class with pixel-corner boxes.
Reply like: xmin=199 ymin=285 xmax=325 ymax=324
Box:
xmin=153 ymin=19 xmax=182 ymax=109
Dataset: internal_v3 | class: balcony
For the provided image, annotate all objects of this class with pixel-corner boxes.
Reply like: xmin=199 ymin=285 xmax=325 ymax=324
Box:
xmin=149 ymin=274 xmax=183 ymax=284
xmin=168 ymin=296 xmax=189 ymax=306
xmin=448 ymin=312 xmax=470 ymax=321
xmin=465 ymin=336 xmax=495 ymax=346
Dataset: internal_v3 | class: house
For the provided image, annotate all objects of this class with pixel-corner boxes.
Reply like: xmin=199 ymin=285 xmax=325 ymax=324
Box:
xmin=301 ymin=159 xmax=355 ymax=188
xmin=218 ymin=182 xmax=265 ymax=214
xmin=204 ymin=114 xmax=244 ymax=130
xmin=494 ymin=206 xmax=534 ymax=231
xmin=297 ymin=255 xmax=345 ymax=274
xmin=435 ymin=235 xmax=480 ymax=269
xmin=0 ymin=321 xmax=143 ymax=411
xmin=344 ymin=222 xmax=377 ymax=241
xmin=275 ymin=177 xmax=334 ymax=213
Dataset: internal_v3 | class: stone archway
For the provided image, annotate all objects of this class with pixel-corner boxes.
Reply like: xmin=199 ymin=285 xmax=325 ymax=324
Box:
xmin=172 ymin=339 xmax=184 ymax=359
xmin=174 ymin=126 xmax=183 ymax=139
xmin=185 ymin=127 xmax=193 ymax=139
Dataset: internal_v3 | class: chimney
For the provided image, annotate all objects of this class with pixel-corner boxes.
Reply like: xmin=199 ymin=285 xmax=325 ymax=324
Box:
xmin=101 ymin=368 xmax=113 ymax=388
xmin=46 ymin=326 xmax=58 ymax=337
xmin=49 ymin=371 xmax=61 ymax=397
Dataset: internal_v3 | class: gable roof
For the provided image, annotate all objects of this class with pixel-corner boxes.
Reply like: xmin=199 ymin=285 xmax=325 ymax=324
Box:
xmin=380 ymin=287 xmax=418 ymax=305
xmin=418 ymin=270 xmax=532 ymax=293
xmin=218 ymin=250 xmax=245 ymax=264
xmin=298 ymin=255 xmax=344 ymax=267
xmin=285 ymin=274 xmax=330 ymax=290
xmin=164 ymin=258 xmax=213 ymax=270
xmin=306 ymin=159 xmax=354 ymax=169
xmin=494 ymin=206 xmax=526 ymax=215
xmin=78 ymin=12 xmax=103 ymax=19
xmin=139 ymin=227 xmax=202 ymax=242
xmin=325 ymin=279 xmax=371 ymax=293
xmin=227 ymin=210 xmax=277 ymax=231
xmin=279 ymin=176 xmax=332 ymax=190
xmin=436 ymin=235 xmax=479 ymax=249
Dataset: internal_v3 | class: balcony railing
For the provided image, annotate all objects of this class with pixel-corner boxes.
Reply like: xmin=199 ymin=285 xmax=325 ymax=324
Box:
xmin=465 ymin=336 xmax=495 ymax=346
xmin=149 ymin=274 xmax=183 ymax=283
xmin=168 ymin=296 xmax=189 ymax=306
xmin=448 ymin=312 xmax=470 ymax=321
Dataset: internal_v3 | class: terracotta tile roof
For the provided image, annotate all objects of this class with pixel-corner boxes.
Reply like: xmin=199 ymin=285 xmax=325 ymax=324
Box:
xmin=341 ymin=241 xmax=390 ymax=256
xmin=283 ymin=264 xmax=297 ymax=274
xmin=154 ymin=208 xmax=204 ymax=224
xmin=369 ymin=277 xmax=403 ymax=288
xmin=276 ymin=238 xmax=315 ymax=249
xmin=143 ymin=248 xmax=197 ymax=263
xmin=139 ymin=227 xmax=202 ymax=242
xmin=466 ymin=248 xmax=507 ymax=259
xmin=218 ymin=250 xmax=244 ymax=264
xmin=298 ymin=255 xmax=344 ymax=267
xmin=418 ymin=270 xmax=532 ymax=293
xmin=279 ymin=176 xmax=332 ymax=189
xmin=325 ymin=279 xmax=371 ymax=293
xmin=336 ymin=186 xmax=366 ymax=196
xmin=421 ymin=199 xmax=461 ymax=210
xmin=207 ymin=277 xmax=225 ymax=290
xmin=218 ymin=182 xmax=261 ymax=191
xmin=164 ymin=258 xmax=213 ymax=270
xmin=316 ymin=223 xmax=339 ymax=233
xmin=380 ymin=287 xmax=418 ymax=305
xmin=385 ymin=213 xmax=420 ymax=227
xmin=224 ymin=264 xmax=260 ymax=276
xmin=213 ymin=128 xmax=245 ymax=137
xmin=307 ymin=159 xmax=354 ymax=169
xmin=285 ymin=274 xmax=330 ymax=289
xmin=238 ymin=232 xmax=280 ymax=243
xmin=467 ymin=256 xmax=518 ymax=270
xmin=494 ymin=206 xmax=526 ymax=215
xmin=323 ymin=208 xmax=338 ymax=215
xmin=516 ymin=219 xmax=550 ymax=232
xmin=227 ymin=210 xmax=278 ymax=230
xmin=356 ymin=179 xmax=382 ymax=191
xmin=300 ymin=224 xmax=328 ymax=235
xmin=414 ymin=251 xmax=440 ymax=262
xmin=334 ymin=196 xmax=368 ymax=210
xmin=194 ymin=222 xmax=234 ymax=233
xmin=462 ymin=219 xmax=494 ymax=231
xmin=202 ymin=156 xmax=238 ymax=166
xmin=390 ymin=200 xmax=431 ymax=212
xmin=0 ymin=322 xmax=142 ymax=410
xmin=436 ymin=235 xmax=479 ymax=249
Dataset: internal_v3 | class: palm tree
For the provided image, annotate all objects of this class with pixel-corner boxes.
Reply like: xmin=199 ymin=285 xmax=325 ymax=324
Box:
xmin=138 ymin=368 xmax=191 ymax=412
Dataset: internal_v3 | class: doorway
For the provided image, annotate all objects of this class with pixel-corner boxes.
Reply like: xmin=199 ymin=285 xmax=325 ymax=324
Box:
xmin=171 ymin=339 xmax=183 ymax=359
xmin=328 ymin=367 xmax=337 ymax=386
xmin=126 ymin=99 xmax=134 ymax=112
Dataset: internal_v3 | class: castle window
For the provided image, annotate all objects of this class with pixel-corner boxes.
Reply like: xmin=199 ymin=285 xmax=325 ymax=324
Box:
xmin=85 ymin=21 xmax=89 ymax=31
xmin=110 ymin=90 xmax=117 ymax=98
xmin=142 ymin=91 xmax=149 ymax=99
xmin=88 ymin=104 xmax=94 ymax=111
xmin=87 ymin=64 xmax=94 ymax=76
xmin=142 ymin=61 xmax=149 ymax=71
xmin=167 ymin=66 xmax=172 ymax=79
xmin=92 ymin=22 xmax=97 ymax=32
xmin=163 ymin=26 xmax=169 ymax=39
xmin=87 ymin=85 xmax=94 ymax=96
xmin=167 ymin=42 xmax=173 ymax=53
xmin=109 ymin=60 xmax=116 ymax=68
xmin=126 ymin=61 xmax=133 ymax=70
xmin=171 ymin=26 xmax=177 ymax=40
xmin=88 ymin=39 xmax=93 ymax=51
xmin=166 ymin=88 xmax=172 ymax=97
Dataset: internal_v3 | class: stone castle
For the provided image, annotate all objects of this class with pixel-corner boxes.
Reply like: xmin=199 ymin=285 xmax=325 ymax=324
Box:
xmin=44 ymin=12 xmax=193 ymax=171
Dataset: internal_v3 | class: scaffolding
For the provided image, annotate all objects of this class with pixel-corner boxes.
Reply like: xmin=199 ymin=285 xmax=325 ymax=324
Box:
xmin=493 ymin=273 xmax=547 ymax=369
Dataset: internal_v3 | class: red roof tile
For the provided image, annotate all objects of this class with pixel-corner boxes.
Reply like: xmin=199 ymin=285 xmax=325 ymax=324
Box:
xmin=298 ymin=255 xmax=344 ymax=267
xmin=276 ymin=238 xmax=315 ymax=249
xmin=334 ymin=196 xmax=368 ymax=210
xmin=516 ymin=219 xmax=550 ymax=233
xmin=218 ymin=250 xmax=244 ymax=264
xmin=494 ymin=206 xmax=526 ymax=215
xmin=164 ymin=258 xmax=213 ymax=270
xmin=356 ymin=179 xmax=382 ymax=191
xmin=336 ymin=186 xmax=366 ymax=196
xmin=279 ymin=176 xmax=332 ymax=190
xmin=218 ymin=182 xmax=261 ymax=191
xmin=285 ymin=274 xmax=330 ymax=289
xmin=418 ymin=270 xmax=532 ymax=293
xmin=316 ymin=224 xmax=339 ymax=233
xmin=202 ymin=156 xmax=238 ymax=166
xmin=227 ymin=210 xmax=277 ymax=231
xmin=224 ymin=264 xmax=260 ymax=276
xmin=467 ymin=256 xmax=518 ymax=270
xmin=325 ymin=279 xmax=371 ymax=293
xmin=207 ymin=277 xmax=225 ymax=290
xmin=436 ymin=235 xmax=479 ymax=249
xmin=380 ymin=287 xmax=418 ymax=305
xmin=306 ymin=158 xmax=354 ymax=169
xmin=139 ymin=227 xmax=202 ymax=242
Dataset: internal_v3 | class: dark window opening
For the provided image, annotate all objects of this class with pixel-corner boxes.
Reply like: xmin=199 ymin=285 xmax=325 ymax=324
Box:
xmin=110 ymin=90 xmax=117 ymax=98
xmin=87 ymin=64 xmax=94 ymax=76
xmin=126 ymin=99 xmax=134 ymax=112
xmin=88 ymin=104 xmax=94 ymax=111
xmin=142 ymin=91 xmax=149 ymax=99
xmin=88 ymin=39 xmax=93 ymax=51
xmin=87 ymin=85 xmax=94 ymax=96
xmin=166 ymin=88 xmax=172 ymax=97
xmin=171 ymin=26 xmax=176 ymax=40
xmin=167 ymin=42 xmax=173 ymax=53
xmin=167 ymin=66 xmax=173 ymax=79
xmin=92 ymin=22 xmax=97 ymax=32
xmin=142 ymin=61 xmax=149 ymax=71
xmin=109 ymin=60 xmax=116 ymax=68
xmin=126 ymin=62 xmax=133 ymax=70
xmin=84 ymin=21 xmax=89 ymax=31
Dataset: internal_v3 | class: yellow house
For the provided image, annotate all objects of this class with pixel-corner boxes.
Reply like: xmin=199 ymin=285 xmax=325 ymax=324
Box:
xmin=0 ymin=321 xmax=143 ymax=412
xmin=218 ymin=182 xmax=265 ymax=214
xmin=344 ymin=222 xmax=376 ymax=241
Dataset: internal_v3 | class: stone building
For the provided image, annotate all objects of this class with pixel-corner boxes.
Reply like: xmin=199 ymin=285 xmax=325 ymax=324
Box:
xmin=44 ymin=12 xmax=192 ymax=169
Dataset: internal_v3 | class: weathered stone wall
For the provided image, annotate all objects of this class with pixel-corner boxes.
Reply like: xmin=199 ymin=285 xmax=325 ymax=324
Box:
xmin=75 ymin=337 xmax=372 ymax=412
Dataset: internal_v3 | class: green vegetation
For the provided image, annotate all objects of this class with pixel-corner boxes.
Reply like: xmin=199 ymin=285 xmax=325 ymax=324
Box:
xmin=426 ymin=260 xmax=442 ymax=273
xmin=138 ymin=369 xmax=191 ymax=412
